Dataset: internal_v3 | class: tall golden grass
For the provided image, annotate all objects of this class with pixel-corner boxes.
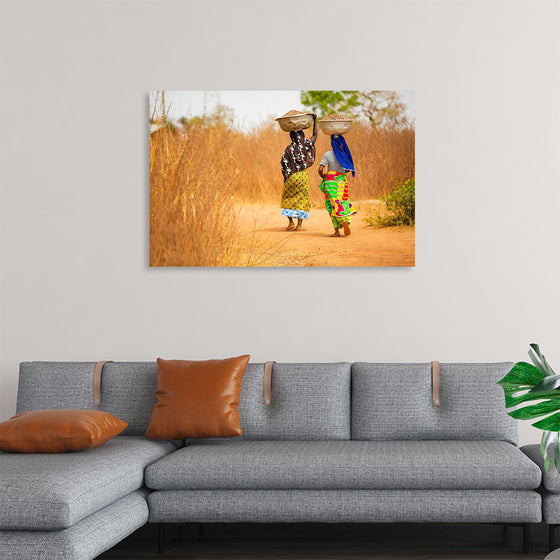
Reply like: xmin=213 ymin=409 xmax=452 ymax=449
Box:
xmin=150 ymin=121 xmax=414 ymax=266
xmin=234 ymin=122 xmax=415 ymax=205
xmin=150 ymin=125 xmax=244 ymax=266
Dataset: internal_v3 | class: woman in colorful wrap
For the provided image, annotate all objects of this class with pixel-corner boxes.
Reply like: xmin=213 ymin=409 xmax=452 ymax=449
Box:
xmin=318 ymin=134 xmax=357 ymax=237
xmin=280 ymin=115 xmax=317 ymax=231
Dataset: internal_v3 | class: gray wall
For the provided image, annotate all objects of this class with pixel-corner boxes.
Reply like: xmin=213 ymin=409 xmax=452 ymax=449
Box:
xmin=1 ymin=0 xmax=559 ymax=445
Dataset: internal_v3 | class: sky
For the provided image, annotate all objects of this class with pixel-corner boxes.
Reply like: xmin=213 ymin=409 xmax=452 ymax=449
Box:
xmin=149 ymin=90 xmax=415 ymax=132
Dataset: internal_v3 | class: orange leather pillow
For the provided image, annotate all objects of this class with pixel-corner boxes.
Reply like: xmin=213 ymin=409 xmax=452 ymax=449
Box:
xmin=145 ymin=355 xmax=250 ymax=439
xmin=0 ymin=409 xmax=128 ymax=453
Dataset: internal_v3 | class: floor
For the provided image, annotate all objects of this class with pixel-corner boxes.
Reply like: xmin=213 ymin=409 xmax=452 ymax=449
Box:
xmin=99 ymin=522 xmax=553 ymax=559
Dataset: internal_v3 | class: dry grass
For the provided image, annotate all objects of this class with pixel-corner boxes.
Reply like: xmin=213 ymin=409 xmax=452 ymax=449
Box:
xmin=150 ymin=125 xmax=244 ymax=266
xmin=342 ymin=123 xmax=415 ymax=199
xmin=233 ymin=122 xmax=415 ymax=206
xmin=149 ymin=121 xmax=414 ymax=266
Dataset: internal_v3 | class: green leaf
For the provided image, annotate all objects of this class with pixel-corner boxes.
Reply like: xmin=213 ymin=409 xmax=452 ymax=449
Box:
xmin=502 ymin=387 xmax=560 ymax=408
xmin=530 ymin=374 xmax=560 ymax=393
xmin=553 ymin=439 xmax=560 ymax=471
xmin=530 ymin=343 xmax=542 ymax=357
xmin=508 ymin=400 xmax=560 ymax=420
xmin=541 ymin=431 xmax=556 ymax=456
xmin=497 ymin=346 xmax=560 ymax=473
xmin=543 ymin=355 xmax=557 ymax=376
xmin=497 ymin=362 xmax=546 ymax=388
xmin=540 ymin=431 xmax=560 ymax=473
xmin=533 ymin=411 xmax=560 ymax=431
xmin=530 ymin=343 xmax=556 ymax=376
xmin=529 ymin=347 xmax=547 ymax=374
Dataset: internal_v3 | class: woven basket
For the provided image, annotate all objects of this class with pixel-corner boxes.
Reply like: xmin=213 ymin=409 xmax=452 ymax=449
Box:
xmin=318 ymin=119 xmax=353 ymax=136
xmin=275 ymin=113 xmax=314 ymax=132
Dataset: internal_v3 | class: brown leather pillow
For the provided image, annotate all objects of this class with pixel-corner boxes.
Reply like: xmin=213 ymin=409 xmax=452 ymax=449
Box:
xmin=145 ymin=355 xmax=250 ymax=439
xmin=0 ymin=409 xmax=128 ymax=453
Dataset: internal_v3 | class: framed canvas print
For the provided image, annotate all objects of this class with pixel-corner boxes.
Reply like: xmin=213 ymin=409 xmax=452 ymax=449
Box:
xmin=149 ymin=90 xmax=415 ymax=267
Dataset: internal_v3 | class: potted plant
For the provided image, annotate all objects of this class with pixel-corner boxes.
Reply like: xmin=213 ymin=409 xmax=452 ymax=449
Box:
xmin=498 ymin=343 xmax=560 ymax=472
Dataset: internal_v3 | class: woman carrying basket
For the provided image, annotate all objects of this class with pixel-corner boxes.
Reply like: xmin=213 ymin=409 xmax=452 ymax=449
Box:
xmin=280 ymin=114 xmax=318 ymax=231
xmin=318 ymin=134 xmax=357 ymax=237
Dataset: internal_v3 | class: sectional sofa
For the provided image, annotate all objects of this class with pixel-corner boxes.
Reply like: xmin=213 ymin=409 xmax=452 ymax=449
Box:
xmin=521 ymin=444 xmax=560 ymax=552
xmin=0 ymin=361 xmax=546 ymax=559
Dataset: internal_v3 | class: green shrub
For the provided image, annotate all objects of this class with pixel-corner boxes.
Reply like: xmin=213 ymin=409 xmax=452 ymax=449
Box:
xmin=367 ymin=177 xmax=415 ymax=227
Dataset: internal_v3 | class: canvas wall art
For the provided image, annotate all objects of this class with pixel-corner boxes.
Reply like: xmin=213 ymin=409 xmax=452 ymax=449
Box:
xmin=149 ymin=90 xmax=415 ymax=267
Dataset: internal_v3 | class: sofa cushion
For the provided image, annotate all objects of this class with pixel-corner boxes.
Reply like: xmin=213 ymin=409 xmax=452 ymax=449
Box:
xmin=145 ymin=356 xmax=249 ymax=439
xmin=351 ymin=362 xmax=518 ymax=444
xmin=17 ymin=362 xmax=96 ymax=412
xmin=0 ymin=409 xmax=127 ymax=453
xmin=0 ymin=490 xmax=149 ymax=560
xmin=148 ymin=489 xmax=541 ymax=524
xmin=145 ymin=440 xmax=540 ymax=491
xmin=543 ymin=493 xmax=560 ymax=524
xmin=0 ymin=436 xmax=177 ymax=530
xmin=522 ymin=444 xmax=560 ymax=493
xmin=97 ymin=362 xmax=159 ymax=435
xmin=17 ymin=362 xmax=160 ymax=436
xmin=234 ymin=362 xmax=351 ymax=440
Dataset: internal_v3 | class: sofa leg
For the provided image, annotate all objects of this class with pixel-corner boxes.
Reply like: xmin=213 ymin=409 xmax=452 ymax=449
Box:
xmin=550 ymin=524 xmax=558 ymax=553
xmin=523 ymin=523 xmax=529 ymax=554
xmin=158 ymin=523 xmax=165 ymax=555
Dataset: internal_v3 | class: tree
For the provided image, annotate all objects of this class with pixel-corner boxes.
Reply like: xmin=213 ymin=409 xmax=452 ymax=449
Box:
xmin=300 ymin=90 xmax=408 ymax=128
xmin=299 ymin=91 xmax=360 ymax=119
xmin=207 ymin=104 xmax=234 ymax=127
xmin=179 ymin=104 xmax=234 ymax=128
xmin=358 ymin=91 xmax=408 ymax=128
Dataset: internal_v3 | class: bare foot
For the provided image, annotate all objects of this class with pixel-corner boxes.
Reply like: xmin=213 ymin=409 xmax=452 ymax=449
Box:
xmin=294 ymin=225 xmax=302 ymax=231
xmin=330 ymin=231 xmax=341 ymax=237
xmin=343 ymin=222 xmax=351 ymax=236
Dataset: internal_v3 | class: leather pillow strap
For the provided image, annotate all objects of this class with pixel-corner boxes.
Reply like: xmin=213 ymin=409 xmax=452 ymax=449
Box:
xmin=432 ymin=361 xmax=440 ymax=406
xmin=264 ymin=361 xmax=276 ymax=406
xmin=93 ymin=361 xmax=113 ymax=406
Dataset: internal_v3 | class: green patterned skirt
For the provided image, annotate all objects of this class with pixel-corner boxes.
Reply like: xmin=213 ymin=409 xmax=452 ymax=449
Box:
xmin=319 ymin=171 xmax=356 ymax=228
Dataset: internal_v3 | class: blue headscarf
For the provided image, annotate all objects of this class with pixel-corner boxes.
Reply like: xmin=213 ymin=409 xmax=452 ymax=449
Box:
xmin=331 ymin=135 xmax=356 ymax=177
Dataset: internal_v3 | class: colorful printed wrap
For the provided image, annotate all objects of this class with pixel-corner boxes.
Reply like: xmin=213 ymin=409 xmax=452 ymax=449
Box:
xmin=319 ymin=171 xmax=356 ymax=228
xmin=281 ymin=169 xmax=311 ymax=219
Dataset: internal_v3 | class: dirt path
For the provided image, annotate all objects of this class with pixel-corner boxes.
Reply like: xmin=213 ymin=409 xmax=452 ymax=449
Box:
xmin=235 ymin=201 xmax=415 ymax=267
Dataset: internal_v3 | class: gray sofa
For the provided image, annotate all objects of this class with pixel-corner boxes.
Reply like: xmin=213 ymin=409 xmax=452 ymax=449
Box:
xmin=0 ymin=361 xmax=544 ymax=559
xmin=522 ymin=444 xmax=560 ymax=551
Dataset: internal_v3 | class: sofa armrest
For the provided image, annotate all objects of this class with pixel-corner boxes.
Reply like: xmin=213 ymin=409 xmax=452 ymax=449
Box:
xmin=522 ymin=444 xmax=560 ymax=493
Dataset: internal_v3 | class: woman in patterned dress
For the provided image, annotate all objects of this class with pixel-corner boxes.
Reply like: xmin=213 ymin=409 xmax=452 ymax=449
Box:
xmin=318 ymin=134 xmax=357 ymax=237
xmin=280 ymin=115 xmax=317 ymax=231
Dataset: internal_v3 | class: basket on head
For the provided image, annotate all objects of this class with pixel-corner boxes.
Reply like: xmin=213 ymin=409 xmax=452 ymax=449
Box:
xmin=319 ymin=114 xmax=353 ymax=136
xmin=275 ymin=110 xmax=314 ymax=132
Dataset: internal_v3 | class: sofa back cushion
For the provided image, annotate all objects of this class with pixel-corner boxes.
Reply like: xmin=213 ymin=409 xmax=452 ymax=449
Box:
xmin=17 ymin=361 xmax=351 ymax=440
xmin=17 ymin=362 xmax=158 ymax=436
xmin=351 ymin=362 xmax=517 ymax=445
xmin=17 ymin=362 xmax=96 ymax=412
xmin=235 ymin=362 xmax=351 ymax=440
